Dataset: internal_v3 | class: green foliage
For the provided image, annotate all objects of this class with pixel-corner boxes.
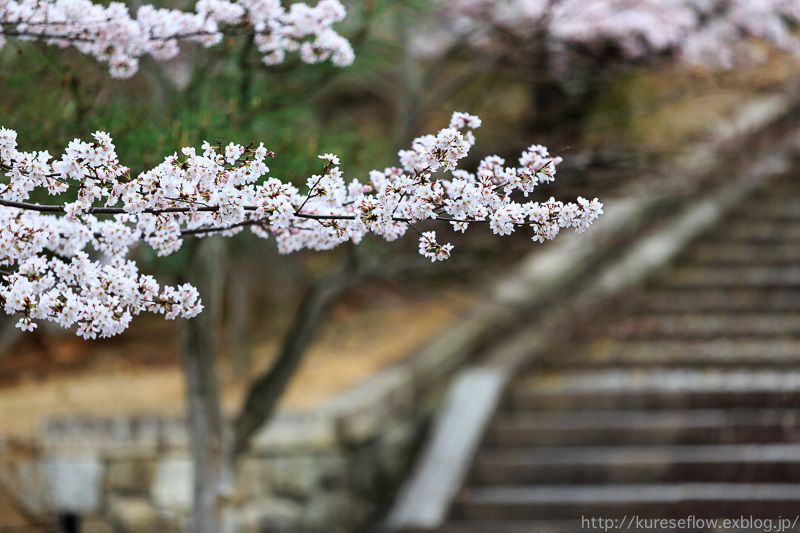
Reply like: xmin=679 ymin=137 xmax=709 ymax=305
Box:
xmin=0 ymin=1 xmax=414 ymax=176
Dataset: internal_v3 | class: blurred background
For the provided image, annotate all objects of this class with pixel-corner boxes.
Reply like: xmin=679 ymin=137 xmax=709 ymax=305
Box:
xmin=2 ymin=0 xmax=800 ymax=531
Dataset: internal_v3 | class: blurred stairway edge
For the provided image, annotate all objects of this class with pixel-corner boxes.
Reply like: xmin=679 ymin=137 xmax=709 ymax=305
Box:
xmin=383 ymin=110 xmax=800 ymax=532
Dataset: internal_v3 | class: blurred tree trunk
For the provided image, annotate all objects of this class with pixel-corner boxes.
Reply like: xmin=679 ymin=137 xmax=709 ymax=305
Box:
xmin=0 ymin=316 xmax=21 ymax=358
xmin=180 ymin=237 xmax=234 ymax=533
xmin=229 ymin=254 xmax=253 ymax=377
xmin=395 ymin=8 xmax=424 ymax=147
xmin=177 ymin=237 xmax=423 ymax=530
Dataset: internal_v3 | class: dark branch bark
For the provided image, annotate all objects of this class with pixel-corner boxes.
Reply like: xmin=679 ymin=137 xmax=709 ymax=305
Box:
xmin=0 ymin=197 xmax=537 ymax=228
xmin=231 ymin=270 xmax=351 ymax=458
xmin=228 ymin=254 xmax=253 ymax=377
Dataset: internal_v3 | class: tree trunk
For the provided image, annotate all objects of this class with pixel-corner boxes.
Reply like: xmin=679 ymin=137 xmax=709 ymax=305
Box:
xmin=395 ymin=9 xmax=424 ymax=148
xmin=180 ymin=237 xmax=234 ymax=533
xmin=178 ymin=246 xmax=422 ymax=530
xmin=0 ymin=314 xmax=22 ymax=358
xmin=229 ymin=254 xmax=253 ymax=377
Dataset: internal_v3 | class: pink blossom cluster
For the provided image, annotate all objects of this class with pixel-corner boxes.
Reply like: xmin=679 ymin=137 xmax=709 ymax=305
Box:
xmin=439 ymin=0 xmax=800 ymax=69
xmin=0 ymin=0 xmax=354 ymax=77
xmin=0 ymin=112 xmax=602 ymax=336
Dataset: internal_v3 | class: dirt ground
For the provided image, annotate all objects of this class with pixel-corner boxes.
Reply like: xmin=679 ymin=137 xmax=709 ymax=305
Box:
xmin=0 ymin=288 xmax=474 ymax=439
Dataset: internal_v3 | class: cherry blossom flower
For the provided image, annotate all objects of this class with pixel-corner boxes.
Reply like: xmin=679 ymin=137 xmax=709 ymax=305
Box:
xmin=0 ymin=112 xmax=603 ymax=337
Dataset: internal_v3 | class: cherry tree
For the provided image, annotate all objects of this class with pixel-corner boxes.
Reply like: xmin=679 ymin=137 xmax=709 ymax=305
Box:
xmin=0 ymin=0 xmax=607 ymax=530
xmin=438 ymin=0 xmax=800 ymax=71
xmin=0 ymin=115 xmax=604 ymax=336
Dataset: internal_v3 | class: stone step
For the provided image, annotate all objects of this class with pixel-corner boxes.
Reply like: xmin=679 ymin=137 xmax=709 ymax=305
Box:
xmin=436 ymin=520 xmax=793 ymax=533
xmin=713 ymin=220 xmax=800 ymax=242
xmin=485 ymin=409 xmax=800 ymax=447
xmin=685 ymin=242 xmax=800 ymax=265
xmin=660 ymin=266 xmax=800 ymax=289
xmin=472 ymin=444 xmax=800 ymax=485
xmin=508 ymin=369 xmax=800 ymax=412
xmin=634 ymin=289 xmax=800 ymax=312
xmin=599 ymin=313 xmax=800 ymax=339
xmin=735 ymin=197 xmax=800 ymax=220
xmin=451 ymin=484 xmax=800 ymax=520
xmin=744 ymin=179 xmax=800 ymax=196
xmin=549 ymin=339 xmax=800 ymax=368
xmin=431 ymin=173 xmax=800 ymax=533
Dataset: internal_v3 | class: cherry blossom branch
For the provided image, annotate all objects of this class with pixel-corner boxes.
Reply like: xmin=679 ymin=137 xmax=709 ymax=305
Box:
xmin=0 ymin=199 xmax=562 ymax=226
xmin=0 ymin=0 xmax=355 ymax=78
xmin=0 ymin=111 xmax=603 ymax=337
xmin=0 ymin=198 xmax=225 ymax=214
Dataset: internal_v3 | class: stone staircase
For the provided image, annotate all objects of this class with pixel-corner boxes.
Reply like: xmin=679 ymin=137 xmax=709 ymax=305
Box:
xmin=438 ymin=177 xmax=800 ymax=531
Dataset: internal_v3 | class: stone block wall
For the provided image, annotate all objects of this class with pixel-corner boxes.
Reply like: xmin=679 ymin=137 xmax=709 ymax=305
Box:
xmin=5 ymin=365 xmax=435 ymax=532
